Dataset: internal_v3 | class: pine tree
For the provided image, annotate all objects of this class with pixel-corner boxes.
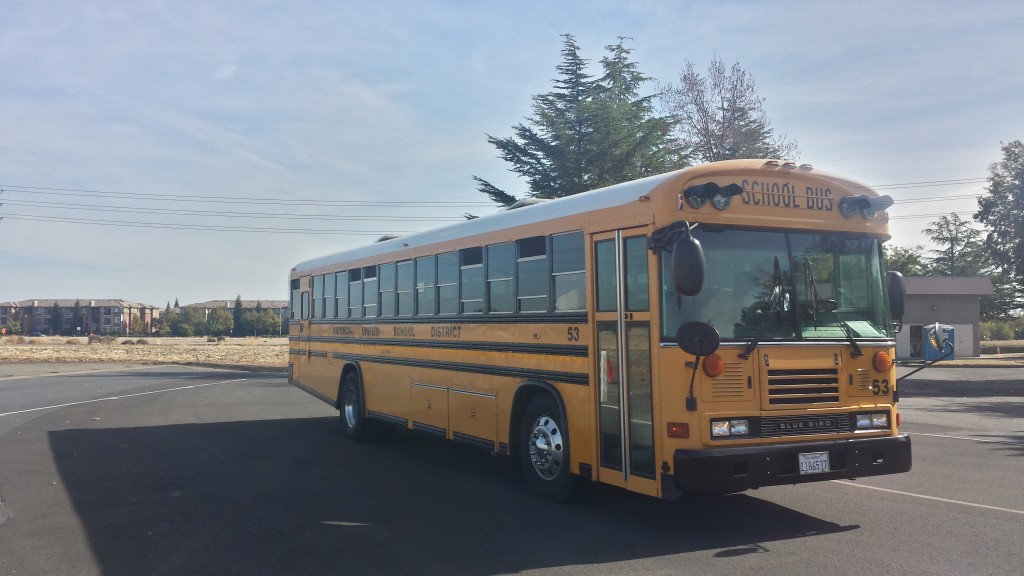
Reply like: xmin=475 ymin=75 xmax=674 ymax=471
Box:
xmin=923 ymin=213 xmax=990 ymax=276
xmin=473 ymin=34 xmax=682 ymax=206
xmin=232 ymin=295 xmax=244 ymax=337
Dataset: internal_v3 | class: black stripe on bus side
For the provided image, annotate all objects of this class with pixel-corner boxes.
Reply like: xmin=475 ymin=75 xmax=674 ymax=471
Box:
xmin=333 ymin=352 xmax=589 ymax=386
xmin=452 ymin=432 xmax=497 ymax=451
xmin=367 ymin=410 xmax=408 ymax=428
xmin=412 ymin=422 xmax=447 ymax=437
xmin=302 ymin=336 xmax=587 ymax=357
xmin=308 ymin=313 xmax=588 ymax=326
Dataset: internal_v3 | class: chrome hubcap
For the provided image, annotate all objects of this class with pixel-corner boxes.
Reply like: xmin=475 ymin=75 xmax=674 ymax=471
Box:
xmin=343 ymin=386 xmax=358 ymax=428
xmin=528 ymin=415 xmax=564 ymax=480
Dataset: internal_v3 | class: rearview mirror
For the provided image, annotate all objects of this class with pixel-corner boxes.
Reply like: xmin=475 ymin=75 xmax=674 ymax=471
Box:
xmin=886 ymin=271 xmax=906 ymax=322
xmin=671 ymin=235 xmax=705 ymax=296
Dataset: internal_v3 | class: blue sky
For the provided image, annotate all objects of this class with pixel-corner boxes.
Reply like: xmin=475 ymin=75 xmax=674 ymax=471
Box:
xmin=2 ymin=1 xmax=1022 ymax=306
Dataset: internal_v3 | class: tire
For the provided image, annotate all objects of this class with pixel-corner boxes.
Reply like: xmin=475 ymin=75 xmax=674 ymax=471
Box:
xmin=519 ymin=394 xmax=575 ymax=501
xmin=339 ymin=372 xmax=371 ymax=441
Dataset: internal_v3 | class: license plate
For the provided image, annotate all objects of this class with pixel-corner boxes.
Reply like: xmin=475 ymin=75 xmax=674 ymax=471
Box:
xmin=798 ymin=451 xmax=830 ymax=475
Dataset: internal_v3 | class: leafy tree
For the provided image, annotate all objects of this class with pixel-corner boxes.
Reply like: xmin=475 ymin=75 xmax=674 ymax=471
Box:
xmin=883 ymin=245 xmax=928 ymax=276
xmin=232 ymin=295 xmax=244 ymax=337
xmin=175 ymin=307 xmax=207 ymax=336
xmin=975 ymin=140 xmax=1024 ymax=315
xmin=207 ymin=308 xmax=234 ymax=337
xmin=238 ymin=309 xmax=279 ymax=336
xmin=659 ymin=56 xmax=799 ymax=163
xmin=473 ymin=34 xmax=682 ymax=207
xmin=923 ymin=213 xmax=990 ymax=276
xmin=156 ymin=310 xmax=178 ymax=336
xmin=129 ymin=313 xmax=143 ymax=334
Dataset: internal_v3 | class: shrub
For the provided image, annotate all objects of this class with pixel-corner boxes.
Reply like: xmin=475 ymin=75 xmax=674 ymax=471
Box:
xmin=207 ymin=336 xmax=218 ymax=343
xmin=121 ymin=339 xmax=136 ymax=345
xmin=136 ymin=338 xmax=150 ymax=345
xmin=65 ymin=339 xmax=81 ymax=345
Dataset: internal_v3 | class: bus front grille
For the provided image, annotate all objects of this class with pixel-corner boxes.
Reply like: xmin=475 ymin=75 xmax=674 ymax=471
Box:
xmin=761 ymin=414 xmax=851 ymax=437
xmin=766 ymin=368 xmax=840 ymax=405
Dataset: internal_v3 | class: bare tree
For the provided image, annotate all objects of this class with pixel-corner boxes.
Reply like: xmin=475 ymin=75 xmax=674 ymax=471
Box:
xmin=660 ymin=57 xmax=798 ymax=163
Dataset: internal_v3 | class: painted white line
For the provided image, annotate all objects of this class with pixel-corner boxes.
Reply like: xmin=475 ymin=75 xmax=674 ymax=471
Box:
xmin=0 ymin=364 xmax=179 ymax=381
xmin=915 ymin=432 xmax=1024 ymax=446
xmin=0 ymin=378 xmax=247 ymax=417
xmin=832 ymin=480 xmax=1024 ymax=515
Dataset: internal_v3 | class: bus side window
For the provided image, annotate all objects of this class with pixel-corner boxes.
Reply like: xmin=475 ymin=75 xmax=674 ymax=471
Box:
xmin=363 ymin=266 xmax=379 ymax=318
xmin=348 ymin=269 xmax=363 ymax=318
xmin=312 ymin=274 xmax=324 ymax=319
xmin=487 ymin=243 xmax=515 ymax=313
xmin=324 ymin=272 xmax=336 ymax=318
xmin=379 ymin=262 xmax=396 ymax=317
xmin=335 ymin=271 xmax=348 ymax=319
xmin=416 ymin=255 xmax=436 ymax=316
xmin=460 ymin=247 xmax=484 ymax=314
xmin=290 ymin=285 xmax=301 ymax=321
xmin=553 ymin=231 xmax=585 ymax=312
xmin=517 ymin=236 xmax=549 ymax=312
xmin=397 ymin=261 xmax=415 ymax=317
xmin=438 ymin=252 xmax=459 ymax=315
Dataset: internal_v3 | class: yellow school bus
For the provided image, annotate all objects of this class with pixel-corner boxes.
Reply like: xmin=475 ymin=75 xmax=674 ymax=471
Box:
xmin=288 ymin=159 xmax=911 ymax=500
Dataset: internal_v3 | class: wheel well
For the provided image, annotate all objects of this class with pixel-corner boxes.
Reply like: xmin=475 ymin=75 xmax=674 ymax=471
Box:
xmin=335 ymin=362 xmax=362 ymax=410
xmin=509 ymin=381 xmax=565 ymax=455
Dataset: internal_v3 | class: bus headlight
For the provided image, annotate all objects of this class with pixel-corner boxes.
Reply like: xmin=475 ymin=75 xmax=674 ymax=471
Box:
xmin=711 ymin=419 xmax=750 ymax=437
xmin=856 ymin=413 xmax=890 ymax=430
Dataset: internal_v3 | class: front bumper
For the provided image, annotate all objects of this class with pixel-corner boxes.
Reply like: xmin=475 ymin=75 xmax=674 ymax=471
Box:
xmin=670 ymin=434 xmax=912 ymax=494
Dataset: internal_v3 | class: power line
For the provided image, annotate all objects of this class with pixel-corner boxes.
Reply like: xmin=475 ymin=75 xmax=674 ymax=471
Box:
xmin=0 ymin=198 xmax=467 ymax=222
xmin=872 ymin=177 xmax=987 ymax=190
xmin=0 ymin=213 xmax=415 ymax=235
xmin=0 ymin=184 xmax=495 ymax=208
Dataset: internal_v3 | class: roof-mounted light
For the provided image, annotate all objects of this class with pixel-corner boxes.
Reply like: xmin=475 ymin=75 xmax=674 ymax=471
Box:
xmin=839 ymin=194 xmax=894 ymax=219
xmin=682 ymin=182 xmax=744 ymax=210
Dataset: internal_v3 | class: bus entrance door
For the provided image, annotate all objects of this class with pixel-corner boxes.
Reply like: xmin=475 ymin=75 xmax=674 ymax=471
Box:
xmin=592 ymin=228 xmax=658 ymax=496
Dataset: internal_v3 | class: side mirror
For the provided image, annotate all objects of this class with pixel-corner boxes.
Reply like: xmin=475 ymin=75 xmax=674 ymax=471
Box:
xmin=886 ymin=270 xmax=906 ymax=323
xmin=672 ymin=234 xmax=705 ymax=296
xmin=675 ymin=321 xmax=720 ymax=357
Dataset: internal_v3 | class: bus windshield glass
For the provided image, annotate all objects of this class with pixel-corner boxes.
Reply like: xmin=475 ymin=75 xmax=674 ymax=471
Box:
xmin=660 ymin=227 xmax=893 ymax=343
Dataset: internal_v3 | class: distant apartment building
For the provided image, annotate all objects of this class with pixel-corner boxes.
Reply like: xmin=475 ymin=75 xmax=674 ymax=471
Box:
xmin=1 ymin=299 xmax=160 ymax=335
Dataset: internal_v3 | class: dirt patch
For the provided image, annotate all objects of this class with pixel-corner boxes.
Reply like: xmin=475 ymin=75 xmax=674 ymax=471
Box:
xmin=0 ymin=336 xmax=288 ymax=370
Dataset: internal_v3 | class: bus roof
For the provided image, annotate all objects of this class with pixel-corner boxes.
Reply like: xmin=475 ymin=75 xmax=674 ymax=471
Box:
xmin=291 ymin=159 xmax=878 ymax=274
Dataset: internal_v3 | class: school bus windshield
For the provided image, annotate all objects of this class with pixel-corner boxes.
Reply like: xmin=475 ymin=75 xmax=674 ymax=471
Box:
xmin=660 ymin=227 xmax=893 ymax=342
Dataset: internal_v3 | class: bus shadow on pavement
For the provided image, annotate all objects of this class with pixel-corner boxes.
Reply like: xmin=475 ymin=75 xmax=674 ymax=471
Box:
xmin=47 ymin=418 xmax=858 ymax=575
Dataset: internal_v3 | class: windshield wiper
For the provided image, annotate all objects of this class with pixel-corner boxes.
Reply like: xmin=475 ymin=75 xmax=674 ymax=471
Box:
xmin=739 ymin=256 xmax=783 ymax=360
xmin=805 ymin=259 xmax=863 ymax=358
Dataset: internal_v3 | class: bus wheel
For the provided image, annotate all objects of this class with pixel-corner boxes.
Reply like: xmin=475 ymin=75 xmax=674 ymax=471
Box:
xmin=520 ymin=394 xmax=575 ymax=501
xmin=340 ymin=373 xmax=370 ymax=441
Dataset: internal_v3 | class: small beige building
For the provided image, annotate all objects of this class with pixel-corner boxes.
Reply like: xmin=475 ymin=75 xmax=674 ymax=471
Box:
xmin=895 ymin=276 xmax=993 ymax=359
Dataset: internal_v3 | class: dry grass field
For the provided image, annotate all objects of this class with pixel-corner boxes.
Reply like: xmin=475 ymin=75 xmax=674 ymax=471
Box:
xmin=0 ymin=336 xmax=288 ymax=370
